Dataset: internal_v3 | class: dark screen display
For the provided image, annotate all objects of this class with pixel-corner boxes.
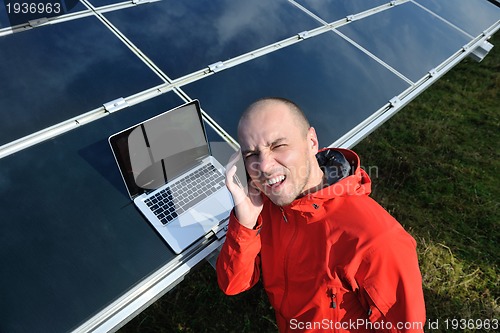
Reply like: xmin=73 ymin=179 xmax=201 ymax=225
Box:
xmin=109 ymin=101 xmax=209 ymax=198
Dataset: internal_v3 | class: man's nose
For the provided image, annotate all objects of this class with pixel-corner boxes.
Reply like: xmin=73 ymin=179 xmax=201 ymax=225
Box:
xmin=258 ymin=152 xmax=275 ymax=175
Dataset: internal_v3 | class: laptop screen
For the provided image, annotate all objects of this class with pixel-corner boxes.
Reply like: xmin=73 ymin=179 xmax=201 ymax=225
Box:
xmin=109 ymin=101 xmax=210 ymax=198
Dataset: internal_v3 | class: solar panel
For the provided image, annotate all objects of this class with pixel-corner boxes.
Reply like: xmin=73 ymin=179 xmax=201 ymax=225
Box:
xmin=182 ymin=31 xmax=410 ymax=146
xmin=293 ymin=0 xmax=389 ymax=23
xmin=0 ymin=0 xmax=499 ymax=154
xmin=338 ymin=2 xmax=471 ymax=82
xmin=104 ymin=0 xmax=321 ymax=79
xmin=0 ymin=15 xmax=163 ymax=145
xmin=415 ymin=0 xmax=500 ymax=36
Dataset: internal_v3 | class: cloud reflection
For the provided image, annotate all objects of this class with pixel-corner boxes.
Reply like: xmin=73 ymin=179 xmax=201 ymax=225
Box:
xmin=0 ymin=16 xmax=161 ymax=145
xmin=104 ymin=0 xmax=320 ymax=78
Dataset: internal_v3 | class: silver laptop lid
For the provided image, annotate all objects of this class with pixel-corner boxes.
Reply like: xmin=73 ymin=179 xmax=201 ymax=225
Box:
xmin=109 ymin=100 xmax=210 ymax=199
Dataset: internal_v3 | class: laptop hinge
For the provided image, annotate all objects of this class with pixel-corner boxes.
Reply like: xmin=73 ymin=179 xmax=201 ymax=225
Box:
xmin=104 ymin=97 xmax=128 ymax=113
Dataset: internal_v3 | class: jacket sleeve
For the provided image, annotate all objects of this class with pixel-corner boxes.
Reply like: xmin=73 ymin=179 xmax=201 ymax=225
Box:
xmin=358 ymin=229 xmax=426 ymax=333
xmin=216 ymin=210 xmax=262 ymax=295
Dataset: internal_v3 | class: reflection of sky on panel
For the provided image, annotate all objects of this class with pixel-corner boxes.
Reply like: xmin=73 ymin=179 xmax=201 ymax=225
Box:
xmin=338 ymin=2 xmax=471 ymax=83
xmin=104 ymin=0 xmax=321 ymax=79
xmin=0 ymin=92 xmax=184 ymax=333
xmin=293 ymin=0 xmax=388 ymax=23
xmin=183 ymin=32 xmax=409 ymax=147
xmin=0 ymin=16 xmax=162 ymax=146
xmin=0 ymin=4 xmax=9 ymax=27
xmin=414 ymin=0 xmax=500 ymax=36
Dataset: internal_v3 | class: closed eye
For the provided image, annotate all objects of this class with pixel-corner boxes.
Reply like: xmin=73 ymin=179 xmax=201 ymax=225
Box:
xmin=270 ymin=138 xmax=288 ymax=150
xmin=271 ymin=143 xmax=287 ymax=150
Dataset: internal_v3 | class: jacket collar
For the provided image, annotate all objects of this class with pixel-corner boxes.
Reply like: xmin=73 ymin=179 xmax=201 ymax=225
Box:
xmin=264 ymin=148 xmax=372 ymax=221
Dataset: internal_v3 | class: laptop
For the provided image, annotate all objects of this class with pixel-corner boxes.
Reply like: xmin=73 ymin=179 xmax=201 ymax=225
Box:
xmin=109 ymin=100 xmax=233 ymax=254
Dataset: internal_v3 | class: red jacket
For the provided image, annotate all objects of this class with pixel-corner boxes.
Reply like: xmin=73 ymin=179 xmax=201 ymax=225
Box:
xmin=216 ymin=148 xmax=425 ymax=332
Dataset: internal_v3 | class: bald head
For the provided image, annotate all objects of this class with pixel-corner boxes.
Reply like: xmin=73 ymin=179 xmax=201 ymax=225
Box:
xmin=236 ymin=97 xmax=324 ymax=206
xmin=238 ymin=97 xmax=310 ymax=140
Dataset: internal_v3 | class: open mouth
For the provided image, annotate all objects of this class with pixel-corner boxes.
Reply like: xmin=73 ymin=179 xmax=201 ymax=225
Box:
xmin=265 ymin=175 xmax=286 ymax=189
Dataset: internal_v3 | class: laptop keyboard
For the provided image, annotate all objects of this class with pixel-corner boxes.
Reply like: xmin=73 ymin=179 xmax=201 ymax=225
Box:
xmin=144 ymin=164 xmax=226 ymax=225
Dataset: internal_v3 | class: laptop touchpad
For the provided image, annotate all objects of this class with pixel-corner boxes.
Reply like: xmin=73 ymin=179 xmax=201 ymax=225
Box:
xmin=177 ymin=199 xmax=226 ymax=231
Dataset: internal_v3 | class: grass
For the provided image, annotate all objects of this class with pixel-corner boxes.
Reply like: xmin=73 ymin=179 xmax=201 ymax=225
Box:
xmin=355 ymin=33 xmax=500 ymax=327
xmin=119 ymin=32 xmax=499 ymax=332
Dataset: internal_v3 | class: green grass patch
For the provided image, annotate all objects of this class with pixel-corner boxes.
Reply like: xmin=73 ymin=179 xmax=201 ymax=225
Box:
xmin=355 ymin=32 xmax=500 ymax=332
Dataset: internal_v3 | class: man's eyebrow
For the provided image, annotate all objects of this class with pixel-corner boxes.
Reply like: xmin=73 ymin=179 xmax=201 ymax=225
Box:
xmin=241 ymin=138 xmax=288 ymax=156
xmin=271 ymin=137 xmax=287 ymax=146
xmin=241 ymin=148 xmax=255 ymax=156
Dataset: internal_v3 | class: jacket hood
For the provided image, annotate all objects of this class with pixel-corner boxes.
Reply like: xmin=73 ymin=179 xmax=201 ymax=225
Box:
xmin=287 ymin=148 xmax=372 ymax=216
xmin=316 ymin=148 xmax=352 ymax=186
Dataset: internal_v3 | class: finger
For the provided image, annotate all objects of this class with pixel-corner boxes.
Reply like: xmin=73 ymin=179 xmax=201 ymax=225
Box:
xmin=225 ymin=164 xmax=242 ymax=191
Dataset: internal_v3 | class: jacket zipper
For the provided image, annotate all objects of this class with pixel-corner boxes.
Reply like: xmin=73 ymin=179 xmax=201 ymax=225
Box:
xmin=328 ymin=287 xmax=339 ymax=333
xmin=280 ymin=207 xmax=288 ymax=223
xmin=279 ymin=208 xmax=297 ymax=319
xmin=328 ymin=288 xmax=337 ymax=309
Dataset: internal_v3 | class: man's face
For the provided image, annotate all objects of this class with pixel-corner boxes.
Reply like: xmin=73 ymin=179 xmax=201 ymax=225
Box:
xmin=238 ymin=102 xmax=320 ymax=206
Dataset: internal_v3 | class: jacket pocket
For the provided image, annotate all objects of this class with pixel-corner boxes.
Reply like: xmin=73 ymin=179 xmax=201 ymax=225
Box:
xmin=363 ymin=284 xmax=395 ymax=332
xmin=364 ymin=284 xmax=394 ymax=319
xmin=327 ymin=284 xmax=374 ymax=332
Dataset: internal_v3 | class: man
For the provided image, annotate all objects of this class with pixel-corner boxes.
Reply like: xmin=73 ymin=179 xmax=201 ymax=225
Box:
xmin=216 ymin=97 xmax=426 ymax=332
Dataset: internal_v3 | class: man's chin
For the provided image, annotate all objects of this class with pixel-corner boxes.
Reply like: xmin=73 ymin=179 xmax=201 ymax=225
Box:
xmin=261 ymin=182 xmax=299 ymax=206
xmin=266 ymin=193 xmax=296 ymax=207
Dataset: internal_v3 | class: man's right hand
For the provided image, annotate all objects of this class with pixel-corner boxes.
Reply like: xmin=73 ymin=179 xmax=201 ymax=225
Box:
xmin=225 ymin=151 xmax=263 ymax=229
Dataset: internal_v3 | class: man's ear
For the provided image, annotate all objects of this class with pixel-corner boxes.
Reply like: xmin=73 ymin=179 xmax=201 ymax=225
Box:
xmin=308 ymin=127 xmax=320 ymax=153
